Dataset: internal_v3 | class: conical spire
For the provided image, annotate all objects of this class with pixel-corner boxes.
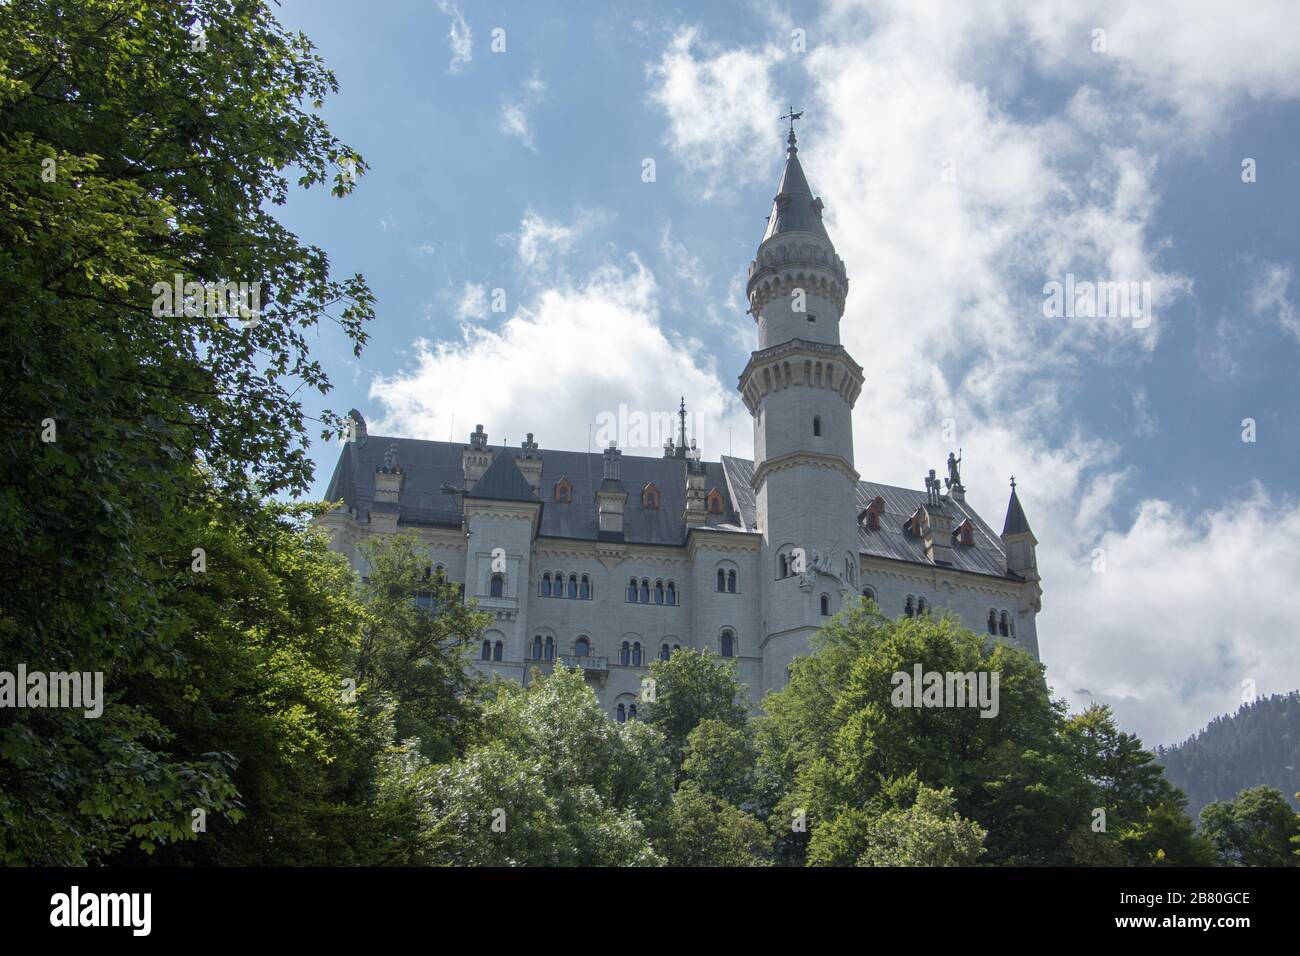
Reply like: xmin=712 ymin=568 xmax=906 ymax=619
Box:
xmin=1002 ymin=478 xmax=1033 ymax=537
xmin=762 ymin=119 xmax=831 ymax=244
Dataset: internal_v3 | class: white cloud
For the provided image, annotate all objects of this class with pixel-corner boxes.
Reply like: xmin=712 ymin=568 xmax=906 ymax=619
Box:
xmin=369 ymin=244 xmax=749 ymax=460
xmin=515 ymin=210 xmax=577 ymax=272
xmin=1130 ymin=386 xmax=1159 ymax=438
xmin=500 ymin=70 xmax=547 ymax=150
xmin=646 ymin=27 xmax=786 ymax=198
xmin=435 ymin=0 xmax=472 ymax=75
xmin=1248 ymin=261 xmax=1298 ymax=341
xmin=455 ymin=282 xmax=488 ymax=321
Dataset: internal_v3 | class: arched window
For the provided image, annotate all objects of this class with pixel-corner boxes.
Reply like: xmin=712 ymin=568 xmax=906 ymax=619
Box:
xmin=999 ymin=611 xmax=1010 ymax=637
xmin=620 ymin=641 xmax=630 ymax=666
xmin=532 ymin=635 xmax=543 ymax=659
xmin=540 ymin=572 xmax=551 ymax=597
xmin=492 ymin=640 xmax=503 ymax=662
xmin=706 ymin=488 xmax=724 ymax=515
xmin=917 ymin=597 xmax=929 ymax=616
xmin=727 ymin=569 xmax=737 ymax=593
xmin=628 ymin=577 xmax=639 ymax=602
xmin=660 ymin=643 xmax=671 ymax=662
xmin=666 ymin=581 xmax=676 ymax=605
xmin=574 ymin=636 xmax=590 ymax=657
xmin=489 ymin=573 xmax=504 ymax=598
xmin=779 ymin=554 xmax=789 ymax=579
xmin=480 ymin=640 xmax=491 ymax=661
xmin=567 ymin=574 xmax=578 ymax=599
xmin=720 ymin=629 xmax=735 ymax=658
xmin=904 ymin=595 xmax=916 ymax=618
xmin=640 ymin=579 xmax=650 ymax=603
xmin=580 ymin=575 xmax=590 ymax=600
xmin=632 ymin=642 xmax=642 ymax=666
xmin=616 ymin=703 xmax=626 ymax=723
xmin=545 ymin=636 xmax=555 ymax=660
xmin=813 ymin=416 xmax=822 ymax=436
xmin=820 ymin=593 xmax=830 ymax=616
xmin=987 ymin=609 xmax=997 ymax=635
xmin=655 ymin=581 xmax=665 ymax=605
xmin=628 ymin=704 xmax=637 ymax=721
xmin=716 ymin=568 xmax=726 ymax=591
xmin=554 ymin=477 xmax=572 ymax=503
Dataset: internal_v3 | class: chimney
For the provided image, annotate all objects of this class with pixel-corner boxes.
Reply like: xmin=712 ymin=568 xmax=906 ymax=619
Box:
xmin=921 ymin=469 xmax=954 ymax=566
xmin=462 ymin=424 xmax=494 ymax=491
xmin=684 ymin=440 xmax=707 ymax=528
xmin=515 ymin=432 xmax=543 ymax=491
xmin=595 ymin=442 xmax=628 ymax=539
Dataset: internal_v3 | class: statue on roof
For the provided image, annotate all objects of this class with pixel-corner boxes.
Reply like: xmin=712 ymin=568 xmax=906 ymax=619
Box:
xmin=945 ymin=450 xmax=964 ymax=495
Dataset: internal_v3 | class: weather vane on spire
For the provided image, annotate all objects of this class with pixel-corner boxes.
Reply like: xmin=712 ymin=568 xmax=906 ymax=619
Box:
xmin=780 ymin=105 xmax=803 ymax=147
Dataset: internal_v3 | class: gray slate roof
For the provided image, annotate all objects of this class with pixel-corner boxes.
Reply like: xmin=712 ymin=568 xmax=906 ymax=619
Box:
xmin=762 ymin=143 xmax=832 ymax=244
xmin=324 ymin=436 xmax=741 ymax=545
xmin=324 ymin=436 xmax=1017 ymax=579
xmin=720 ymin=456 xmax=1015 ymax=580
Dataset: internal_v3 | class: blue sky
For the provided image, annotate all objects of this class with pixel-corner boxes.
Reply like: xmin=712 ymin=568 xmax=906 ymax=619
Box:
xmin=274 ymin=0 xmax=1300 ymax=746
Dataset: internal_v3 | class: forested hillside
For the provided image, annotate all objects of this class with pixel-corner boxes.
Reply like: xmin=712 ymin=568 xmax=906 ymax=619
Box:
xmin=1157 ymin=693 xmax=1300 ymax=818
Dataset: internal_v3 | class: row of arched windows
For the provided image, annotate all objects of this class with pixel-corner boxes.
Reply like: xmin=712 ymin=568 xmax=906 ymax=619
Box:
xmin=626 ymin=577 xmax=678 ymax=605
xmin=480 ymin=639 xmax=504 ymax=661
xmin=539 ymin=572 xmax=592 ymax=600
xmin=620 ymin=641 xmax=643 ymax=666
xmin=716 ymin=568 xmax=737 ymax=592
xmin=903 ymin=594 xmax=930 ymax=617
xmin=615 ymin=702 xmax=639 ymax=722
xmin=988 ymin=609 xmax=1016 ymax=638
xmin=488 ymin=634 xmax=734 ymax=663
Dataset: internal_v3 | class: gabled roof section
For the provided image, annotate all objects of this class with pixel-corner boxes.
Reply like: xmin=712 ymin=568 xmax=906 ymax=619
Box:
xmin=469 ymin=452 xmax=540 ymax=503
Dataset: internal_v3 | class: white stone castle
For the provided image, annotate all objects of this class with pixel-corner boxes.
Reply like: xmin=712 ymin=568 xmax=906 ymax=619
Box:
xmin=316 ymin=127 xmax=1042 ymax=719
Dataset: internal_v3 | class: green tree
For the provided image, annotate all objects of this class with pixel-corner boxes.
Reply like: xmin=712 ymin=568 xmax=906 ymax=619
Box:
xmin=657 ymin=785 xmax=771 ymax=867
xmin=355 ymin=534 xmax=489 ymax=762
xmin=1200 ymin=786 xmax=1300 ymax=867
xmin=423 ymin=668 xmax=666 ymax=866
xmin=644 ymin=648 xmax=749 ymax=769
xmin=0 ymin=0 xmax=371 ymax=864
xmin=681 ymin=719 xmax=757 ymax=807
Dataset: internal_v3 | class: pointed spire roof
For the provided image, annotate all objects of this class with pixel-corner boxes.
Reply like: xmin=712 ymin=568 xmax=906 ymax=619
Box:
xmin=1002 ymin=480 xmax=1033 ymax=537
xmin=469 ymin=452 xmax=540 ymax=503
xmin=762 ymin=126 xmax=831 ymax=244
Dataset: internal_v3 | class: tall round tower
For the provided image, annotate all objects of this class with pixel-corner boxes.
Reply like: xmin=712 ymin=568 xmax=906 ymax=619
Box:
xmin=739 ymin=121 xmax=864 ymax=695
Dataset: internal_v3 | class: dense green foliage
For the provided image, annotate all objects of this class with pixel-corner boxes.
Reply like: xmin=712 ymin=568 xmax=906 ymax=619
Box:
xmin=0 ymin=0 xmax=371 ymax=864
xmin=1199 ymin=785 xmax=1300 ymax=867
xmin=1157 ymin=693 xmax=1300 ymax=817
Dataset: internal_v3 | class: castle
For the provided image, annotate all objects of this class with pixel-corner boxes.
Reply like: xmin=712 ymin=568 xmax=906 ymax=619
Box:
xmin=316 ymin=127 xmax=1042 ymax=718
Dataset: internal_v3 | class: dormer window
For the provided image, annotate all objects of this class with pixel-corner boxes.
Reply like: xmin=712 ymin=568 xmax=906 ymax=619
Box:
xmin=861 ymin=496 xmax=885 ymax=532
xmin=554 ymin=476 xmax=572 ymax=503
xmin=706 ymin=487 xmax=725 ymax=515
xmin=954 ymin=519 xmax=976 ymax=547
xmin=642 ymin=482 xmax=660 ymax=510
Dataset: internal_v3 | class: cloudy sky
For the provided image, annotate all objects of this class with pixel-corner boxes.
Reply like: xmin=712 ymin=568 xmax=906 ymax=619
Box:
xmin=276 ymin=0 xmax=1300 ymax=748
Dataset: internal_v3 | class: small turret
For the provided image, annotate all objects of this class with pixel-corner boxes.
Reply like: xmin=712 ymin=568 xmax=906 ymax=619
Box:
xmin=1001 ymin=476 xmax=1038 ymax=580
xmin=515 ymin=432 xmax=542 ymax=492
xmin=462 ymin=424 xmax=493 ymax=490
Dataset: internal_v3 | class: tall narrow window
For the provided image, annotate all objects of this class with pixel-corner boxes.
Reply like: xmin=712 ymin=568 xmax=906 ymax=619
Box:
xmin=492 ymin=641 xmax=503 ymax=662
xmin=480 ymin=640 xmax=491 ymax=661
xmin=580 ymin=575 xmax=590 ymax=600
xmin=532 ymin=635 xmax=543 ymax=660
xmin=632 ymin=642 xmax=642 ymax=666
xmin=813 ymin=416 xmax=822 ymax=436
xmin=779 ymin=554 xmax=788 ymax=578
xmin=917 ymin=597 xmax=929 ymax=616
xmin=820 ymin=594 xmax=830 ymax=616
xmin=999 ymin=612 xmax=1010 ymax=637
xmin=541 ymin=573 xmax=551 ymax=597
xmin=727 ymin=570 xmax=737 ymax=593
xmin=568 ymin=574 xmax=578 ymax=599
xmin=628 ymin=704 xmax=637 ymax=721
xmin=987 ymin=609 xmax=997 ymax=635
xmin=640 ymin=579 xmax=650 ymax=603
xmin=666 ymin=581 xmax=676 ymax=605
xmin=717 ymin=568 xmax=726 ymax=592
xmin=660 ymin=643 xmax=670 ymax=662
xmin=620 ymin=641 xmax=630 ymax=665
xmin=616 ymin=704 xmax=626 ymax=723
xmin=905 ymin=595 xmax=916 ymax=618
xmin=655 ymin=581 xmax=664 ymax=604
xmin=575 ymin=637 xmax=590 ymax=658
xmin=489 ymin=573 xmax=504 ymax=598
xmin=720 ymin=630 xmax=735 ymax=658
xmin=545 ymin=636 xmax=554 ymax=661
xmin=628 ymin=578 xmax=639 ymax=602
